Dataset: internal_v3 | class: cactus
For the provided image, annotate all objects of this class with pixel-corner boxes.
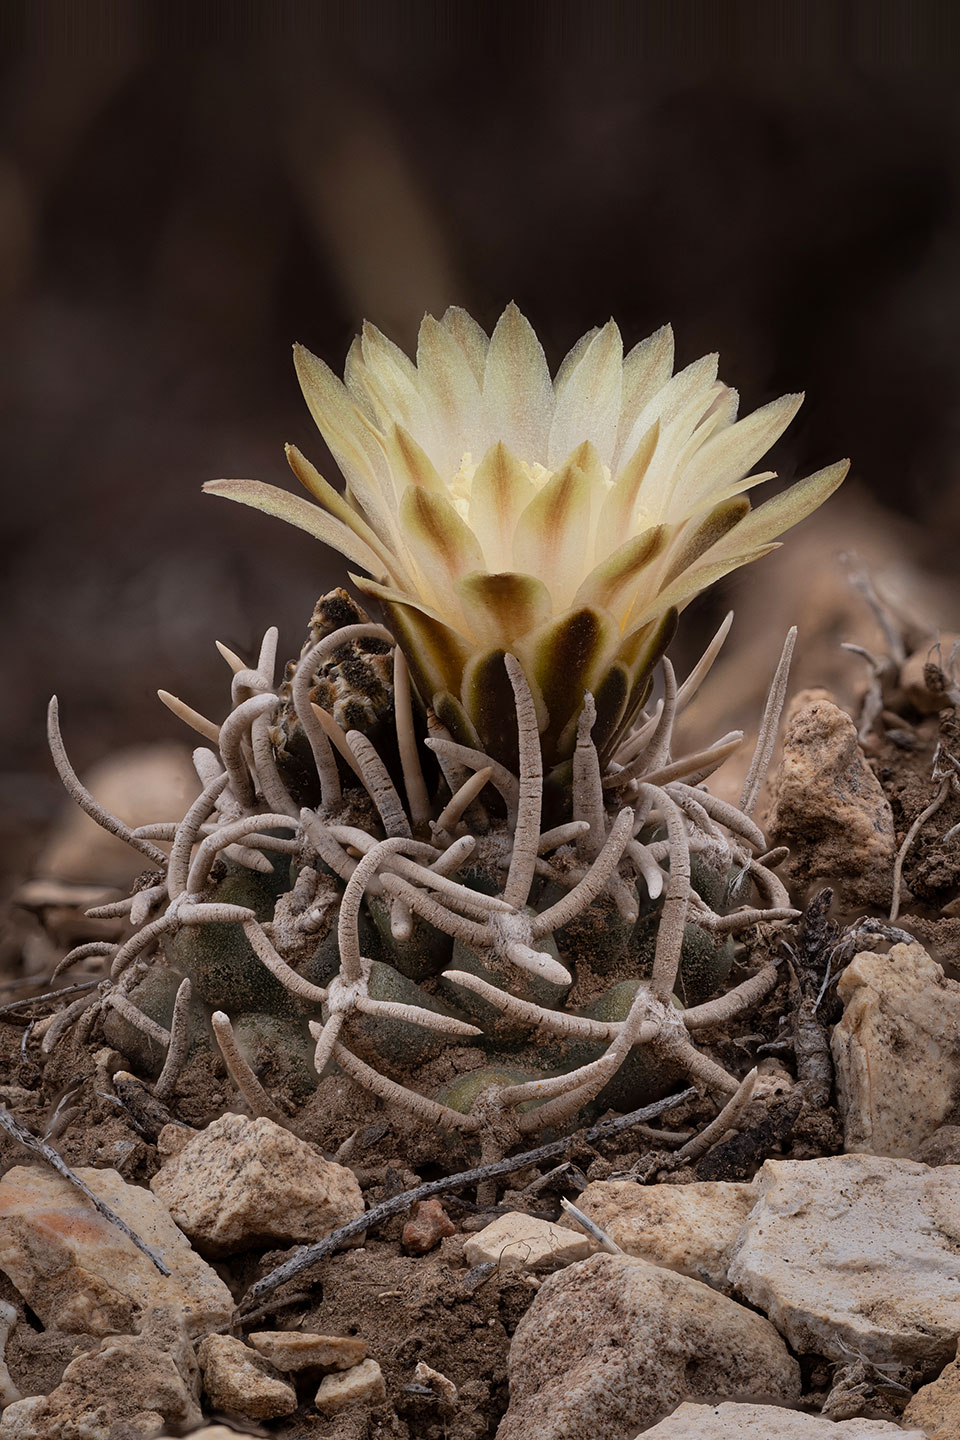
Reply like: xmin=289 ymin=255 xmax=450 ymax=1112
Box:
xmin=44 ymin=304 xmax=846 ymax=1150
xmin=48 ymin=594 xmax=799 ymax=1143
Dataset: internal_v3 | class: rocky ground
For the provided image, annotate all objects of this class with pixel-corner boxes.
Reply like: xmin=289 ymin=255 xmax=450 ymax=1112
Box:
xmin=1 ymin=591 xmax=960 ymax=1439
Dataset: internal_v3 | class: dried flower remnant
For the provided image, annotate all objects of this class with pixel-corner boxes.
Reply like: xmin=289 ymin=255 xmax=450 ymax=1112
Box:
xmin=206 ymin=304 xmax=847 ymax=770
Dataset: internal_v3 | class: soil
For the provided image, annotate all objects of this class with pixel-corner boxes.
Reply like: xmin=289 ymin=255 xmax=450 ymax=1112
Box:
xmin=1 ymin=663 xmax=957 ymax=1438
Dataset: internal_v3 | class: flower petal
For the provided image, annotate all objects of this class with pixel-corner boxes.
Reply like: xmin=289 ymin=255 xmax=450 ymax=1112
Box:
xmin=467 ymin=441 xmax=537 ymax=571
xmin=482 ymin=302 xmax=554 ymax=462
xmin=294 ymin=343 xmax=398 ymax=535
xmin=659 ymin=496 xmax=751 ymax=587
xmin=519 ymin=607 xmax=617 ymax=760
xmin=547 ymin=320 xmax=623 ymax=468
xmin=416 ymin=314 xmax=485 ymax=475
xmin=384 ymin=425 xmax=446 ymax=493
xmin=399 ymin=485 xmax=486 ymax=619
xmin=285 ymin=445 xmax=410 ymax=586
xmin=455 ymin=572 xmax=553 ymax=647
xmin=461 ymin=648 xmax=538 ymax=772
xmin=573 ymin=525 xmax=668 ymax=619
xmin=613 ymin=324 xmax=675 ymax=469
xmin=678 ymin=392 xmax=804 ymax=506
xmin=612 ymin=607 xmax=679 ymax=743
xmin=204 ymin=478 xmax=386 ymax=576
xmin=440 ymin=306 xmax=490 ymax=383
xmin=512 ymin=445 xmax=598 ymax=610
xmin=352 ymin=576 xmax=473 ymax=712
xmin=595 ymin=419 xmax=660 ymax=557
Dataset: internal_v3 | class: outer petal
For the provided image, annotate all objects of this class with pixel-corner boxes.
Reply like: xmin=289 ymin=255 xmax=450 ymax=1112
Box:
xmin=203 ymin=478 xmax=386 ymax=576
xmin=467 ymin=441 xmax=537 ymax=571
xmin=460 ymin=648 xmax=542 ymax=772
xmin=572 ymin=525 xmax=668 ymax=619
xmin=617 ymin=352 xmax=719 ymax=475
xmin=547 ymin=320 xmax=623 ymax=469
xmin=384 ymin=425 xmax=446 ymax=493
xmin=455 ymin=572 xmax=553 ymax=647
xmin=609 ymin=607 xmax=679 ymax=746
xmin=416 ymin=314 xmax=485 ymax=475
xmin=678 ymin=392 xmax=804 ymax=506
xmin=512 ymin=445 xmax=599 ymax=609
xmin=440 ymin=306 xmax=490 ymax=384
xmin=398 ymin=486 xmax=486 ymax=622
xmin=596 ymin=420 xmax=660 ymax=559
xmin=293 ymin=343 xmax=398 ymax=537
xmin=695 ymin=459 xmax=850 ymax=565
xmin=519 ymin=606 xmax=618 ymax=760
xmin=352 ymin=575 xmax=473 ymax=713
xmin=658 ymin=496 xmax=751 ymax=587
xmin=285 ymin=444 xmax=411 ymax=587
xmin=613 ymin=324 xmax=674 ymax=470
xmin=482 ymin=303 xmax=555 ymax=462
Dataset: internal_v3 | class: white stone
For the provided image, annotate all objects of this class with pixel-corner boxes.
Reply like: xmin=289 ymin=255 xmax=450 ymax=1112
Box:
xmin=197 ymin=1333 xmax=296 ymax=1421
xmin=832 ymin=941 xmax=960 ymax=1157
xmin=462 ymin=1211 xmax=594 ymax=1272
xmin=729 ymin=1154 xmax=960 ymax=1368
xmin=0 ymin=1308 xmax=201 ymax=1439
xmin=499 ymin=1253 xmax=800 ymax=1440
xmin=0 ymin=1165 xmax=233 ymax=1337
xmin=642 ymin=1401 xmax=928 ymax=1436
xmin=248 ymin=1328 xmax=366 ymax=1371
xmin=149 ymin=1112 xmax=364 ymax=1256
xmin=315 ymin=1357 xmax=386 ymax=1413
xmin=557 ymin=1178 xmax=756 ymax=1288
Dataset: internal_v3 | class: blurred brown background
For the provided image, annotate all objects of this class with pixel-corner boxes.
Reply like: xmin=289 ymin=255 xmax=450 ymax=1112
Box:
xmin=4 ymin=0 xmax=960 ymax=875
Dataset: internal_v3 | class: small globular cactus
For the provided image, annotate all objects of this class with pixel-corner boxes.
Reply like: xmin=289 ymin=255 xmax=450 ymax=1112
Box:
xmin=45 ymin=304 xmax=847 ymax=1152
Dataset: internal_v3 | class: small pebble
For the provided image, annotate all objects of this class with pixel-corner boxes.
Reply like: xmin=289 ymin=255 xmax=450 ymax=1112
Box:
xmin=402 ymin=1198 xmax=455 ymax=1255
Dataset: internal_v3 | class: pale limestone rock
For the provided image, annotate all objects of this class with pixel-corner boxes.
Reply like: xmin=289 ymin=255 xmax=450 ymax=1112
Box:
xmin=0 ymin=1165 xmax=233 ymax=1337
xmin=413 ymin=1361 xmax=457 ymax=1411
xmin=149 ymin=1113 xmax=364 ymax=1256
xmin=903 ymin=1340 xmax=960 ymax=1439
xmin=462 ymin=1212 xmax=594 ymax=1272
xmin=768 ymin=693 xmax=895 ymax=907
xmin=832 ymin=941 xmax=960 ymax=1157
xmin=154 ymin=1431 xmax=240 ymax=1440
xmin=197 ymin=1333 xmax=296 ymax=1421
xmin=0 ymin=1300 xmax=21 ymax=1407
xmin=729 ymin=1154 xmax=960 ymax=1368
xmin=248 ymin=1329 xmax=366 ymax=1371
xmin=315 ymin=1357 xmax=386 ymax=1413
xmin=918 ymin=1126 xmax=960 ymax=1166
xmin=498 ymin=1253 xmax=799 ymax=1440
xmin=642 ymin=1401 xmax=928 ymax=1436
xmin=0 ymin=1308 xmax=201 ymax=1440
xmin=557 ymin=1178 xmax=756 ymax=1288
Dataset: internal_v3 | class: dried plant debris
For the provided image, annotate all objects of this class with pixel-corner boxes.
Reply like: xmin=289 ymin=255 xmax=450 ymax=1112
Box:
xmin=36 ymin=597 xmax=802 ymax=1168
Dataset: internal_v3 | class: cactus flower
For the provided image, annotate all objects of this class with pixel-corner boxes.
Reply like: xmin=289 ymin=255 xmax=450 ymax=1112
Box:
xmin=207 ymin=304 xmax=846 ymax=769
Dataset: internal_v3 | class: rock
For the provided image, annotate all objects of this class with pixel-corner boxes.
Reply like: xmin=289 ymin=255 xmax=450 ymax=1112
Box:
xmin=401 ymin=1199 xmax=455 ymax=1255
xmin=153 ymin=1431 xmax=241 ymax=1440
xmin=832 ymin=941 xmax=960 ymax=1157
xmin=412 ymin=1361 xmax=457 ymax=1412
xmin=315 ymin=1357 xmax=386 ymax=1413
xmin=499 ymin=1253 xmax=799 ymax=1440
xmin=0 ymin=1165 xmax=233 ymax=1337
xmin=918 ymin=1125 xmax=960 ymax=1166
xmin=557 ymin=1178 xmax=756 ymax=1288
xmin=903 ymin=1340 xmax=960 ymax=1439
xmin=768 ymin=693 xmax=895 ymax=907
xmin=728 ymin=1154 xmax=960 ymax=1369
xmin=149 ymin=1113 xmax=364 ymax=1256
xmin=0 ymin=1308 xmax=201 ymax=1440
xmin=197 ymin=1333 xmax=297 ymax=1421
xmin=462 ymin=1212 xmax=594 ymax=1272
xmin=642 ymin=1401 xmax=928 ymax=1436
xmin=0 ymin=1300 xmax=21 ymax=1407
xmin=248 ymin=1329 xmax=366 ymax=1371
